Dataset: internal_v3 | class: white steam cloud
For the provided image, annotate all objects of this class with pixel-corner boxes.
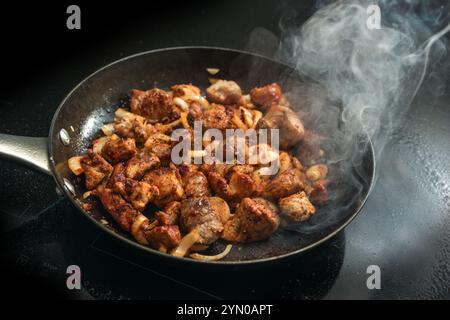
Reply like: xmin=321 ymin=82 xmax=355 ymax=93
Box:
xmin=248 ymin=0 xmax=450 ymax=230
xmin=277 ymin=0 xmax=449 ymax=161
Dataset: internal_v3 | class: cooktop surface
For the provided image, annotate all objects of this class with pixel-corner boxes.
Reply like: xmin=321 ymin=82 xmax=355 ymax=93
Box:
xmin=1 ymin=1 xmax=449 ymax=299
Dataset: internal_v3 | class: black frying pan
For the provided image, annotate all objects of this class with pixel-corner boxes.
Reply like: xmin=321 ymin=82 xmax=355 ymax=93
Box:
xmin=0 ymin=47 xmax=375 ymax=264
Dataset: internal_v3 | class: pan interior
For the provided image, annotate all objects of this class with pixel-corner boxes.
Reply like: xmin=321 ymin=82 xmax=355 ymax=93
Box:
xmin=49 ymin=47 xmax=374 ymax=263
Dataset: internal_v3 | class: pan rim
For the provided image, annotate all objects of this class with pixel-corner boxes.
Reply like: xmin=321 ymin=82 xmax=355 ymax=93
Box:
xmin=48 ymin=46 xmax=376 ymax=265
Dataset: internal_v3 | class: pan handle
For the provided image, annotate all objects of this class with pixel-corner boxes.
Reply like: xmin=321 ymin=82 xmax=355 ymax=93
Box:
xmin=0 ymin=134 xmax=51 ymax=175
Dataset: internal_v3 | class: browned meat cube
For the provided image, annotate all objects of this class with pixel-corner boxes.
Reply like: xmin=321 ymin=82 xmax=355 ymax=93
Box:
xmin=306 ymin=164 xmax=328 ymax=181
xmin=101 ymin=135 xmax=137 ymax=164
xmin=144 ymin=132 xmax=173 ymax=166
xmin=184 ymin=171 xmax=210 ymax=198
xmin=296 ymin=130 xmax=326 ymax=165
xmin=256 ymin=104 xmax=284 ymax=128
xmin=144 ymin=225 xmax=181 ymax=250
xmin=155 ymin=201 xmax=181 ymax=225
xmin=143 ymin=167 xmax=184 ymax=208
xmin=80 ymin=150 xmax=113 ymax=190
xmin=208 ymin=171 xmax=255 ymax=203
xmin=263 ymin=169 xmax=305 ymax=199
xmin=128 ymin=181 xmax=159 ymax=211
xmin=279 ymin=191 xmax=316 ymax=222
xmin=109 ymin=172 xmax=159 ymax=211
xmin=256 ymin=105 xmax=305 ymax=150
xmin=148 ymin=143 xmax=172 ymax=166
xmin=96 ymin=188 xmax=139 ymax=232
xmin=309 ymin=179 xmax=329 ymax=205
xmin=222 ymin=197 xmax=279 ymax=242
xmin=111 ymin=162 xmax=126 ymax=178
xmin=228 ymin=171 xmax=255 ymax=199
xmin=178 ymin=163 xmax=199 ymax=183
xmin=281 ymin=111 xmax=305 ymax=149
xmin=202 ymin=104 xmax=231 ymax=130
xmin=278 ymin=151 xmax=295 ymax=174
xmin=130 ymin=88 xmax=180 ymax=123
xmin=206 ymin=80 xmax=242 ymax=105
xmin=198 ymin=163 xmax=214 ymax=176
xmin=114 ymin=108 xmax=156 ymax=143
xmin=180 ymin=197 xmax=224 ymax=244
xmin=250 ymin=83 xmax=282 ymax=110
xmin=125 ymin=149 xmax=160 ymax=180
xmin=207 ymin=172 xmax=229 ymax=197
xmin=250 ymin=169 xmax=270 ymax=196
xmin=199 ymin=163 xmax=234 ymax=177
xmin=227 ymin=165 xmax=255 ymax=176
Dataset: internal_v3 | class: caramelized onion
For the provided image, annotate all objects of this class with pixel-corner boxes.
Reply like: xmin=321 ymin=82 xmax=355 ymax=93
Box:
xmin=173 ymin=97 xmax=189 ymax=112
xmin=232 ymin=114 xmax=247 ymax=130
xmin=82 ymin=191 xmax=93 ymax=199
xmin=156 ymin=119 xmax=182 ymax=133
xmin=92 ymin=136 xmax=110 ymax=154
xmin=101 ymin=123 xmax=115 ymax=136
xmin=190 ymin=244 xmax=232 ymax=261
xmin=180 ymin=112 xmax=190 ymax=129
xmin=251 ymin=110 xmax=262 ymax=127
xmin=67 ymin=156 xmax=84 ymax=176
xmin=131 ymin=214 xmax=153 ymax=245
xmin=171 ymin=229 xmax=200 ymax=257
xmin=206 ymin=68 xmax=220 ymax=75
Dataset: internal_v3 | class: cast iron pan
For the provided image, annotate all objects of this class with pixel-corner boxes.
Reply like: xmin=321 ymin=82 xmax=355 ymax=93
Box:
xmin=0 ymin=47 xmax=375 ymax=264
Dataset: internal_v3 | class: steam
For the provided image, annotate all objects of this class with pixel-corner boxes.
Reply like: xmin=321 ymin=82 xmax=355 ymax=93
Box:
xmin=265 ymin=0 xmax=450 ymax=230
xmin=278 ymin=0 xmax=448 ymax=157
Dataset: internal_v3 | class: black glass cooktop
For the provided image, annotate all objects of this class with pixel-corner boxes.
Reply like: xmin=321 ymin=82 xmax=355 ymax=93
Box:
xmin=1 ymin=1 xmax=449 ymax=299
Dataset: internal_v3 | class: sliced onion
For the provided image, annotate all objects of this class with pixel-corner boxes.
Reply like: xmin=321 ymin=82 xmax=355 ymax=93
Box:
xmin=180 ymin=112 xmax=190 ymax=129
xmin=232 ymin=114 xmax=247 ymax=130
xmin=171 ymin=229 xmax=200 ymax=257
xmin=156 ymin=119 xmax=182 ymax=133
xmin=115 ymin=107 xmax=140 ymax=122
xmin=206 ymin=68 xmax=220 ymax=75
xmin=242 ymin=107 xmax=254 ymax=128
xmin=99 ymin=170 xmax=113 ymax=188
xmin=173 ymin=97 xmax=189 ymax=112
xmin=194 ymin=95 xmax=211 ymax=110
xmin=251 ymin=110 xmax=262 ymax=128
xmin=93 ymin=136 xmax=110 ymax=154
xmin=131 ymin=214 xmax=152 ymax=245
xmin=68 ymin=156 xmax=84 ymax=176
xmin=190 ymin=244 xmax=233 ymax=261
xmin=82 ymin=191 xmax=93 ymax=199
xmin=101 ymin=123 xmax=115 ymax=136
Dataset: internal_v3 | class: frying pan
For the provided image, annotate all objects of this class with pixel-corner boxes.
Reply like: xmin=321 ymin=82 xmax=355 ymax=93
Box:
xmin=0 ymin=47 xmax=375 ymax=264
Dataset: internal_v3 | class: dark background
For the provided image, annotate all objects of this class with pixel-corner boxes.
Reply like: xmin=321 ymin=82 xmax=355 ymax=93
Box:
xmin=0 ymin=0 xmax=449 ymax=299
